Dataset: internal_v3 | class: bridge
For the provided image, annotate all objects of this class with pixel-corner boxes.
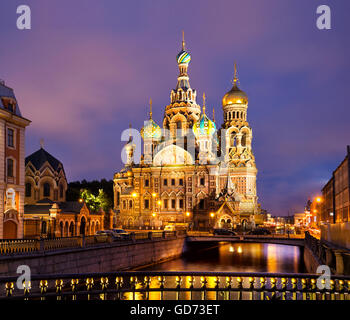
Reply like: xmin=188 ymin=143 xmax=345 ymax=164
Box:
xmin=186 ymin=232 xmax=305 ymax=247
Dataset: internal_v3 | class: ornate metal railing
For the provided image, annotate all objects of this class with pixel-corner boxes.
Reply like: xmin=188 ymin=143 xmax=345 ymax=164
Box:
xmin=0 ymin=271 xmax=349 ymax=300
xmin=0 ymin=231 xmax=186 ymax=256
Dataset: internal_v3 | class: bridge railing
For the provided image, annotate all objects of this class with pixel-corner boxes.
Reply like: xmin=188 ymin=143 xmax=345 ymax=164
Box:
xmin=0 ymin=271 xmax=349 ymax=300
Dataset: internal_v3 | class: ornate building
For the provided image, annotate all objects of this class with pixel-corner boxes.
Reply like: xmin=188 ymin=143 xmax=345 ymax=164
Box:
xmin=23 ymin=146 xmax=104 ymax=239
xmin=114 ymin=35 xmax=262 ymax=230
xmin=0 ymin=80 xmax=31 ymax=239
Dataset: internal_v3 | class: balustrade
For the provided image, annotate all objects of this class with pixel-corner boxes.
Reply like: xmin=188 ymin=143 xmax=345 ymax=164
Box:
xmin=0 ymin=271 xmax=349 ymax=300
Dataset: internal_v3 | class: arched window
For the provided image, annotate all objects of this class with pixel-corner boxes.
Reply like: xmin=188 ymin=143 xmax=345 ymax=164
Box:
xmin=116 ymin=192 xmax=120 ymax=206
xmin=25 ymin=183 xmax=32 ymax=197
xmin=176 ymin=121 xmax=182 ymax=129
xmin=80 ymin=217 xmax=86 ymax=236
xmin=230 ymin=132 xmax=236 ymax=147
xmin=241 ymin=133 xmax=247 ymax=147
xmin=43 ymin=183 xmax=50 ymax=197
xmin=59 ymin=184 xmax=64 ymax=198
xmin=41 ymin=221 xmax=47 ymax=234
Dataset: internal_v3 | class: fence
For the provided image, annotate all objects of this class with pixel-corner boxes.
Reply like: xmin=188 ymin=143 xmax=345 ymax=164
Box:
xmin=0 ymin=231 xmax=185 ymax=256
xmin=0 ymin=270 xmax=349 ymax=300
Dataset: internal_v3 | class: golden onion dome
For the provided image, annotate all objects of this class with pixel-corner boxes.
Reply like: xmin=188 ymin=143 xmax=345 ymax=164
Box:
xmin=222 ymin=83 xmax=248 ymax=107
xmin=222 ymin=63 xmax=248 ymax=107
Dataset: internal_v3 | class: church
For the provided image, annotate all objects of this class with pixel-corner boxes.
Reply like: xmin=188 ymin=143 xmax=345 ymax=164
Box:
xmin=114 ymin=35 xmax=263 ymax=230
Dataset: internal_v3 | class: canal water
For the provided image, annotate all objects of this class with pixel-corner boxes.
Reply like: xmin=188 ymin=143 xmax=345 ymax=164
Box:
xmin=139 ymin=242 xmax=306 ymax=273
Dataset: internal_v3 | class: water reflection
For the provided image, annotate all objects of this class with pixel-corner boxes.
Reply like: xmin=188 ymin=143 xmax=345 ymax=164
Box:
xmin=139 ymin=242 xmax=305 ymax=273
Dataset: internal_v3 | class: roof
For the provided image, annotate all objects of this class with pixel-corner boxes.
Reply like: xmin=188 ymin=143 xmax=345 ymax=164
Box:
xmin=0 ymin=81 xmax=22 ymax=117
xmin=24 ymin=201 xmax=86 ymax=215
xmin=25 ymin=147 xmax=64 ymax=172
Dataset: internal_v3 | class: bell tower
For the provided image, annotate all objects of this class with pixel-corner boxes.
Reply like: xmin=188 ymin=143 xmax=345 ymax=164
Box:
xmin=221 ymin=64 xmax=258 ymax=214
xmin=163 ymin=32 xmax=201 ymax=139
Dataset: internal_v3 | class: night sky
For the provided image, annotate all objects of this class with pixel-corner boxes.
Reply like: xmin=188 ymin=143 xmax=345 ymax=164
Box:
xmin=0 ymin=0 xmax=349 ymax=216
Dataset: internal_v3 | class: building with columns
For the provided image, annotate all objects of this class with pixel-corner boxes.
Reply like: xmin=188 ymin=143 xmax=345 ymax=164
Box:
xmin=0 ymin=80 xmax=31 ymax=239
xmin=114 ymin=35 xmax=263 ymax=230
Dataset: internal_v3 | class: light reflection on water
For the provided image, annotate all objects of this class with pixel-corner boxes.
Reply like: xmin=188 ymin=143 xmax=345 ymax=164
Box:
xmin=140 ymin=242 xmax=306 ymax=273
xmin=123 ymin=243 xmax=306 ymax=300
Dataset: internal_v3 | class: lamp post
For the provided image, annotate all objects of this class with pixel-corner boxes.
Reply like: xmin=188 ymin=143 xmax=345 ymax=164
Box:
xmin=209 ymin=212 xmax=215 ymax=231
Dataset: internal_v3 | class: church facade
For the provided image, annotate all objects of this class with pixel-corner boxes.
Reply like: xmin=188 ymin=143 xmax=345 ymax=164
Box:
xmin=23 ymin=146 xmax=105 ymax=239
xmin=114 ymin=35 xmax=263 ymax=230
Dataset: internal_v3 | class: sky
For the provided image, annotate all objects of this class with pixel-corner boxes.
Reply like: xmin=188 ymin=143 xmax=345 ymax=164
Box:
xmin=0 ymin=0 xmax=349 ymax=216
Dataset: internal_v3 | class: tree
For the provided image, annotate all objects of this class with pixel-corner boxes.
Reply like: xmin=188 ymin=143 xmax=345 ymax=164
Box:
xmin=80 ymin=188 xmax=112 ymax=213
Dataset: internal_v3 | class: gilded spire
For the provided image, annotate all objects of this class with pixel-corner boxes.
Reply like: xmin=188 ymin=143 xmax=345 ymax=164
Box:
xmin=182 ymin=30 xmax=186 ymax=51
xmin=129 ymin=123 xmax=132 ymax=138
xmin=233 ymin=62 xmax=238 ymax=85
xmin=202 ymin=92 xmax=206 ymax=114
xmin=212 ymin=107 xmax=215 ymax=123
xmin=149 ymin=98 xmax=153 ymax=119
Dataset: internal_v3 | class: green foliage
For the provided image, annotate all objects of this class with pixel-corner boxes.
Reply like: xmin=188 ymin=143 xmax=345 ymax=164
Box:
xmin=80 ymin=188 xmax=112 ymax=212
xmin=67 ymin=179 xmax=113 ymax=212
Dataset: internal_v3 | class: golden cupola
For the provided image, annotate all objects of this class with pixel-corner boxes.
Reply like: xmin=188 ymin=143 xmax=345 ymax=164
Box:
xmin=222 ymin=63 xmax=248 ymax=107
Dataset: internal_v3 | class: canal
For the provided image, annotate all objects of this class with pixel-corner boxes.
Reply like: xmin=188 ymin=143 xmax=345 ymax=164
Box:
xmin=138 ymin=242 xmax=306 ymax=273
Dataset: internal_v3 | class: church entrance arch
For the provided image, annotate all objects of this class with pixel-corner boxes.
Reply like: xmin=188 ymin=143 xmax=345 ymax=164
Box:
xmin=80 ymin=217 xmax=86 ymax=236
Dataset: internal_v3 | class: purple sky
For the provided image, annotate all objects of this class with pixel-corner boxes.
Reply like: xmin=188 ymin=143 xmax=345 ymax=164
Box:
xmin=1 ymin=0 xmax=349 ymax=216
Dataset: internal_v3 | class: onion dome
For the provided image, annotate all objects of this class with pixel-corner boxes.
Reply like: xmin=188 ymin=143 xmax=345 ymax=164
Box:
xmin=222 ymin=63 xmax=248 ymax=106
xmin=176 ymin=31 xmax=191 ymax=65
xmin=193 ymin=93 xmax=216 ymax=137
xmin=177 ymin=50 xmax=191 ymax=65
xmin=141 ymin=99 xmax=162 ymax=140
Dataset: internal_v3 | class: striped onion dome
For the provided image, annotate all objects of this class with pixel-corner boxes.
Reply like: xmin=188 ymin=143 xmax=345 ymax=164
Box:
xmin=176 ymin=50 xmax=191 ymax=65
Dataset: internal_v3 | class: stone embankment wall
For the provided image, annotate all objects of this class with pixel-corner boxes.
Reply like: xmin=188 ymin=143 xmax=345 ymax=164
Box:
xmin=0 ymin=236 xmax=186 ymax=277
